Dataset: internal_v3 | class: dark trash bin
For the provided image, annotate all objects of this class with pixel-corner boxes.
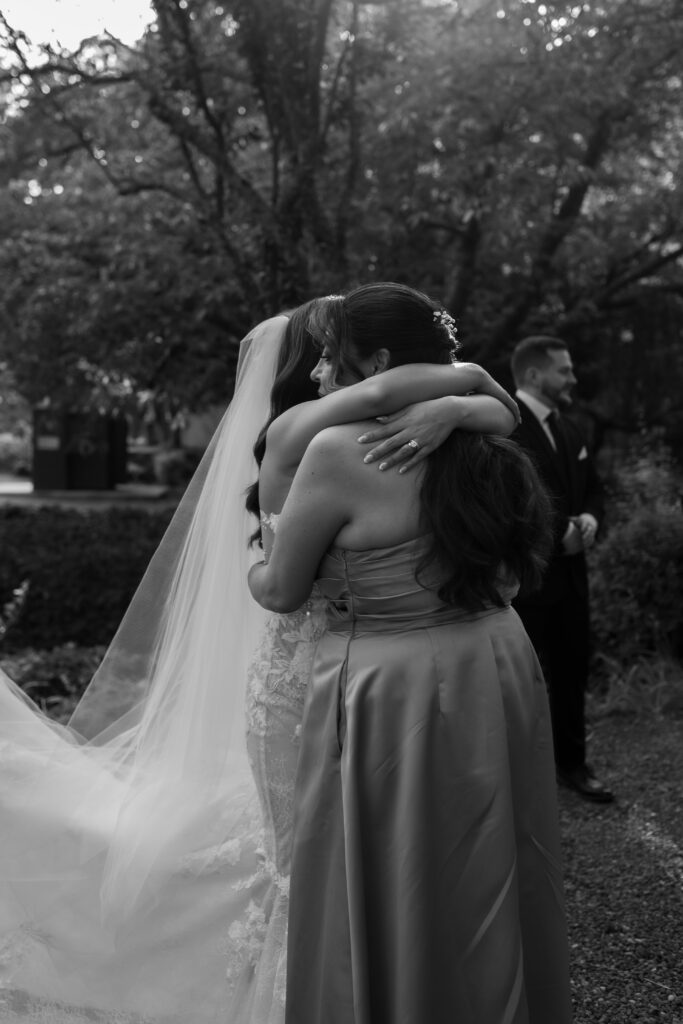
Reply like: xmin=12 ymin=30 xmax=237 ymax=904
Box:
xmin=33 ymin=410 xmax=128 ymax=491
xmin=33 ymin=409 xmax=68 ymax=490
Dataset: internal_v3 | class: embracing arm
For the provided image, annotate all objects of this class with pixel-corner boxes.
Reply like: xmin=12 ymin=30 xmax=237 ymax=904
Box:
xmin=267 ymin=362 xmax=517 ymax=471
xmin=248 ymin=431 xmax=351 ymax=612
xmin=358 ymin=394 xmax=516 ymax=472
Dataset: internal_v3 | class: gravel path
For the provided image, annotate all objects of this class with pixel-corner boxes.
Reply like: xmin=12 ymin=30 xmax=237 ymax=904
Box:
xmin=560 ymin=709 xmax=683 ymax=1023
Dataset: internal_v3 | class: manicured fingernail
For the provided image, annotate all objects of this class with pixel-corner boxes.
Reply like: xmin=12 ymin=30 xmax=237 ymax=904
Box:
xmin=378 ymin=462 xmax=388 ymax=471
xmin=398 ymin=466 xmax=407 ymax=474
xmin=363 ymin=454 xmax=374 ymax=463
xmin=357 ymin=434 xmax=368 ymax=442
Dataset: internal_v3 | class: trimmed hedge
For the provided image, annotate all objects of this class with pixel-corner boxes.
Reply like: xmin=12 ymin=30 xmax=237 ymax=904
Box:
xmin=0 ymin=504 xmax=173 ymax=650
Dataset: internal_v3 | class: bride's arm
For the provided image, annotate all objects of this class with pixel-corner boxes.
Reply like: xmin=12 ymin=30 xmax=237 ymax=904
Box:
xmin=248 ymin=430 xmax=350 ymax=612
xmin=357 ymin=394 xmax=515 ymax=472
xmin=267 ymin=362 xmax=517 ymax=471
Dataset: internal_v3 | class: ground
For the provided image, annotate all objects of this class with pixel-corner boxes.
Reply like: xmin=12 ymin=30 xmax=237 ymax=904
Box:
xmin=561 ymin=709 xmax=683 ymax=1023
xmin=2 ymin=641 xmax=682 ymax=1021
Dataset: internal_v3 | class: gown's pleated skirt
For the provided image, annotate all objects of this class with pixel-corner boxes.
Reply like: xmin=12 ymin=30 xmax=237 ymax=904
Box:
xmin=285 ymin=539 xmax=572 ymax=1024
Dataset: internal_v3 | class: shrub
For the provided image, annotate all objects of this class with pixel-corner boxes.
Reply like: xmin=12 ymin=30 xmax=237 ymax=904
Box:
xmin=588 ymin=655 xmax=683 ymax=719
xmin=0 ymin=431 xmax=32 ymax=475
xmin=591 ymin=506 xmax=683 ymax=663
xmin=0 ymin=504 xmax=173 ymax=650
xmin=0 ymin=643 xmax=106 ymax=722
xmin=590 ymin=440 xmax=683 ymax=669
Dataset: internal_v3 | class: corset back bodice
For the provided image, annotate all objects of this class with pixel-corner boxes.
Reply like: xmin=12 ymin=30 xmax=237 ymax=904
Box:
xmin=317 ymin=535 xmax=500 ymax=634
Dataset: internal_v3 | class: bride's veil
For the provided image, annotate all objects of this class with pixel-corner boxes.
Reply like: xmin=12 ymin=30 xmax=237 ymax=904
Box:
xmin=0 ymin=315 xmax=288 ymax=1017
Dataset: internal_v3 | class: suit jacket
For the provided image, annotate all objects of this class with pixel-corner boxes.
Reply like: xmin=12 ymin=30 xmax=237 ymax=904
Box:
xmin=512 ymin=397 xmax=604 ymax=605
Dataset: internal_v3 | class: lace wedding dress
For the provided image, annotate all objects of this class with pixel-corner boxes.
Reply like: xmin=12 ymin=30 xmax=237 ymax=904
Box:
xmin=0 ymin=554 xmax=326 ymax=1024
xmin=0 ymin=316 xmax=328 ymax=1023
xmin=236 ymin=511 xmax=327 ymax=1023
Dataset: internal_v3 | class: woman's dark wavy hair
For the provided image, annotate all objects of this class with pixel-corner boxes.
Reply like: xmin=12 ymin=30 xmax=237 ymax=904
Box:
xmin=417 ymin=434 xmax=552 ymax=610
xmin=310 ymin=282 xmax=552 ymax=610
xmin=245 ymin=298 xmax=326 ymax=545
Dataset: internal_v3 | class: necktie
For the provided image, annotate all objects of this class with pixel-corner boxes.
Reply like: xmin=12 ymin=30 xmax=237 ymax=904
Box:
xmin=546 ymin=410 xmax=569 ymax=468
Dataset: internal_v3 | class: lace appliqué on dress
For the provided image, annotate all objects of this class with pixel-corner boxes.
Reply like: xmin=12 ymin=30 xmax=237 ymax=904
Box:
xmin=259 ymin=510 xmax=281 ymax=535
xmin=236 ymin=510 xmax=328 ymax=1017
xmin=249 ymin=509 xmax=327 ymax=741
xmin=245 ymin=597 xmax=326 ymax=740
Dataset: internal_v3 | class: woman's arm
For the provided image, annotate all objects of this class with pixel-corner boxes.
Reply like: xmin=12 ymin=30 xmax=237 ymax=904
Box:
xmin=358 ymin=394 xmax=516 ymax=472
xmin=248 ymin=430 xmax=350 ymax=612
xmin=267 ymin=362 xmax=517 ymax=471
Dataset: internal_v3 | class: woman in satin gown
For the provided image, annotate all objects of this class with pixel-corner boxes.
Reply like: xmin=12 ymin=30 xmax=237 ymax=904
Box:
xmin=249 ymin=283 xmax=573 ymax=1024
xmin=237 ymin=300 xmax=520 ymax=1020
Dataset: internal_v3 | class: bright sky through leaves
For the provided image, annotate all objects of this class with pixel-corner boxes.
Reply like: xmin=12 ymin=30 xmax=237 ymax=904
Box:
xmin=0 ymin=0 xmax=153 ymax=48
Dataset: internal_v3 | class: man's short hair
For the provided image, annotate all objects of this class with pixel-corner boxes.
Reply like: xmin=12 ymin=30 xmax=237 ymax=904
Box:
xmin=510 ymin=335 xmax=569 ymax=387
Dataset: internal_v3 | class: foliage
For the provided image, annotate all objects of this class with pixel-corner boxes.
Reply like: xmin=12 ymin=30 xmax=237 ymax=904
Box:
xmin=0 ymin=0 xmax=681 ymax=443
xmin=0 ymin=361 xmax=31 ymax=431
xmin=0 ymin=577 xmax=30 ymax=642
xmin=0 ymin=431 xmax=31 ymax=474
xmin=588 ymin=655 xmax=683 ymax=719
xmin=590 ymin=439 xmax=683 ymax=671
xmin=0 ymin=362 xmax=32 ymax=472
xmin=0 ymin=504 xmax=173 ymax=650
xmin=0 ymin=181 xmax=242 ymax=417
xmin=0 ymin=643 xmax=106 ymax=722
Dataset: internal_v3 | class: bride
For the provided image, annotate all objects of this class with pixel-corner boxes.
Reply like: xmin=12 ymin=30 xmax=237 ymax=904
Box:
xmin=0 ymin=302 xmax=517 ymax=1022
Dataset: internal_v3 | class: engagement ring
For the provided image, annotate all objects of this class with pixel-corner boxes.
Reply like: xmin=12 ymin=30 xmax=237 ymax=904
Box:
xmin=407 ymin=439 xmax=420 ymax=450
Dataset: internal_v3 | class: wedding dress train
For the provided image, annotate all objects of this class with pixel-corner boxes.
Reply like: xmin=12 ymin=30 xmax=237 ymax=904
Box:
xmin=0 ymin=316 xmax=313 ymax=1023
xmin=0 ymin=592 xmax=323 ymax=1024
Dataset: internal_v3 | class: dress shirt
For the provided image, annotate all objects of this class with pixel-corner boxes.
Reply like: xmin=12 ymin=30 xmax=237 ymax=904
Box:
xmin=515 ymin=389 xmax=598 ymax=544
xmin=515 ymin=389 xmax=558 ymax=450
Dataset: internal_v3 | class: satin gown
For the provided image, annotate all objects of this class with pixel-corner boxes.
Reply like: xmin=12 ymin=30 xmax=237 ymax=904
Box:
xmin=285 ymin=537 xmax=573 ymax=1024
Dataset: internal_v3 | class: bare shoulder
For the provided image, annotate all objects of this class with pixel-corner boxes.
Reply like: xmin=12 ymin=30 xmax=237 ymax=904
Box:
xmin=297 ymin=422 xmax=382 ymax=495
xmin=306 ymin=422 xmax=423 ymax=509
xmin=265 ymin=400 xmax=316 ymax=451
xmin=304 ymin=421 xmax=371 ymax=462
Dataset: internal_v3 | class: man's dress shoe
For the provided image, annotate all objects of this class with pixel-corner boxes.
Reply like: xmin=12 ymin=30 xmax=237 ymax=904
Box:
xmin=557 ymin=766 xmax=614 ymax=804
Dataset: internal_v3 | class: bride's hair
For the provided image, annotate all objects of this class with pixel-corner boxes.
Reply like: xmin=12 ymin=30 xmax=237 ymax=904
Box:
xmin=310 ymin=282 xmax=553 ymax=610
xmin=245 ymin=297 xmax=328 ymax=544
xmin=307 ymin=283 xmax=458 ymax=383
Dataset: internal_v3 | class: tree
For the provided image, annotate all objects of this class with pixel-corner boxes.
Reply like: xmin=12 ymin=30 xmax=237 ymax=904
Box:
xmin=0 ymin=0 xmax=374 ymax=408
xmin=0 ymin=0 xmax=681 ymax=444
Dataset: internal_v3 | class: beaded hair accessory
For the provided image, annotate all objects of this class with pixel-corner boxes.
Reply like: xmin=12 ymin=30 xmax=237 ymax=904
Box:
xmin=432 ymin=308 xmax=459 ymax=354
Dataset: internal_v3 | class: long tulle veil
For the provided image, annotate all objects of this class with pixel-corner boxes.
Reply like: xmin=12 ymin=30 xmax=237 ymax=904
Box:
xmin=0 ymin=316 xmax=288 ymax=1021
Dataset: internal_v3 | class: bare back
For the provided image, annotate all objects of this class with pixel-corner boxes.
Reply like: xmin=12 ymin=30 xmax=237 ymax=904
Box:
xmin=311 ymin=422 xmax=426 ymax=551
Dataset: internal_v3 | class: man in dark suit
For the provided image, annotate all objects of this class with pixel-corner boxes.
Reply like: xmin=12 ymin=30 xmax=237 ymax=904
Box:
xmin=510 ymin=336 xmax=613 ymax=803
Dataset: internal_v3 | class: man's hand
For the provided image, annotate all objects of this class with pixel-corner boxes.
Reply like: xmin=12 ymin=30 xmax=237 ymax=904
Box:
xmin=561 ymin=521 xmax=584 ymax=556
xmin=573 ymin=513 xmax=598 ymax=550
xmin=562 ymin=514 xmax=598 ymax=555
